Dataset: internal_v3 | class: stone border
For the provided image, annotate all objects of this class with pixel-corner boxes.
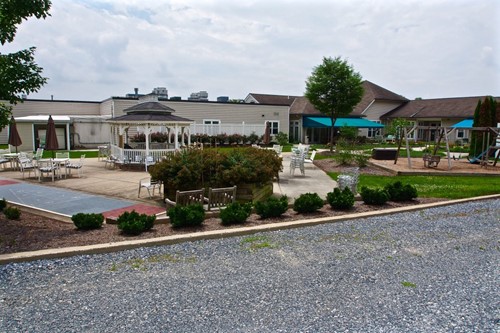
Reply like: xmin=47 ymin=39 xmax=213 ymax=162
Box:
xmin=1 ymin=194 xmax=498 ymax=265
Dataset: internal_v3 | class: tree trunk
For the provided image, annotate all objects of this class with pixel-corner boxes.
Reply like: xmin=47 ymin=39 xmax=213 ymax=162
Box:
xmin=329 ymin=117 xmax=337 ymax=152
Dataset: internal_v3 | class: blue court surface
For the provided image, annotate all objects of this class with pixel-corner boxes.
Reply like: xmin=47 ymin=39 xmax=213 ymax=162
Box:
xmin=0 ymin=179 xmax=138 ymax=216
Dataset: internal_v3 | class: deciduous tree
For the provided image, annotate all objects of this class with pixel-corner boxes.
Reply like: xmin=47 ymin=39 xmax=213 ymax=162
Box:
xmin=0 ymin=0 xmax=51 ymax=128
xmin=305 ymin=56 xmax=363 ymax=150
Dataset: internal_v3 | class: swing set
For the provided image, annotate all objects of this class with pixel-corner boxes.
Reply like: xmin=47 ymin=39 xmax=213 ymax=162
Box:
xmin=392 ymin=124 xmax=500 ymax=170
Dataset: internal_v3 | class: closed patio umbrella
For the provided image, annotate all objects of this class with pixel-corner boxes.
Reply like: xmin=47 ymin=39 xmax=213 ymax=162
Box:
xmin=8 ymin=116 xmax=22 ymax=153
xmin=263 ymin=121 xmax=271 ymax=145
xmin=45 ymin=115 xmax=59 ymax=157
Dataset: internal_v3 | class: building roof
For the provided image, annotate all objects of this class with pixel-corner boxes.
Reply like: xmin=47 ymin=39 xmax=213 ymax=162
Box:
xmin=245 ymin=93 xmax=299 ymax=105
xmin=381 ymin=96 xmax=497 ymax=119
xmin=289 ymin=81 xmax=407 ymax=116
xmin=352 ymin=81 xmax=408 ymax=115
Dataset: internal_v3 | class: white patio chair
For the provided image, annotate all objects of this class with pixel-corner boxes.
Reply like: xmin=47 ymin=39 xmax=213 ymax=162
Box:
xmin=67 ymin=154 xmax=85 ymax=178
xmin=37 ymin=159 xmax=57 ymax=182
xmin=138 ymin=177 xmax=162 ymax=199
xmin=272 ymin=144 xmax=283 ymax=156
xmin=0 ymin=155 xmax=9 ymax=170
xmin=290 ymin=151 xmax=305 ymax=176
xmin=304 ymin=150 xmax=317 ymax=164
xmin=34 ymin=148 xmax=44 ymax=160
xmin=18 ymin=158 xmax=36 ymax=178
xmin=145 ymin=155 xmax=155 ymax=171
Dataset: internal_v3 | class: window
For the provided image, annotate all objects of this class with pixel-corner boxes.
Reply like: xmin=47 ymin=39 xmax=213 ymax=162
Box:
xmin=267 ymin=121 xmax=279 ymax=135
xmin=203 ymin=119 xmax=220 ymax=136
xmin=367 ymin=121 xmax=381 ymax=138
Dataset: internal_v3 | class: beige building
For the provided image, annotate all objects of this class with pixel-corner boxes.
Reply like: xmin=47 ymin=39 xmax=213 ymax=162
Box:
xmin=1 ymin=96 xmax=288 ymax=151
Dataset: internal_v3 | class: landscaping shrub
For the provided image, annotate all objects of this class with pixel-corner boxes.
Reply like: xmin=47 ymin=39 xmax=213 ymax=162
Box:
xmin=384 ymin=181 xmax=418 ymax=201
xmin=293 ymin=193 xmax=324 ymax=213
xmin=326 ymin=187 xmax=355 ymax=210
xmin=220 ymin=202 xmax=253 ymax=225
xmin=255 ymin=195 xmax=289 ymax=218
xmin=71 ymin=212 xmax=104 ymax=230
xmin=149 ymin=147 xmax=282 ymax=192
xmin=3 ymin=206 xmax=21 ymax=220
xmin=360 ymin=186 xmax=389 ymax=205
xmin=117 ymin=210 xmax=156 ymax=235
xmin=353 ymin=153 xmax=369 ymax=167
xmin=0 ymin=198 xmax=6 ymax=212
xmin=168 ymin=204 xmax=205 ymax=228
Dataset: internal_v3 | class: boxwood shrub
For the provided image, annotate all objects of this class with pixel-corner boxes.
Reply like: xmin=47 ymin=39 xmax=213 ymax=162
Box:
xmin=220 ymin=202 xmax=253 ymax=225
xmin=117 ymin=210 xmax=156 ymax=235
xmin=293 ymin=193 xmax=324 ymax=213
xmin=71 ymin=213 xmax=104 ymax=230
xmin=255 ymin=195 xmax=289 ymax=218
xmin=168 ymin=204 xmax=205 ymax=228
xmin=0 ymin=198 xmax=7 ymax=212
xmin=326 ymin=187 xmax=355 ymax=210
xmin=360 ymin=186 xmax=389 ymax=205
xmin=3 ymin=206 xmax=20 ymax=220
xmin=384 ymin=181 xmax=418 ymax=201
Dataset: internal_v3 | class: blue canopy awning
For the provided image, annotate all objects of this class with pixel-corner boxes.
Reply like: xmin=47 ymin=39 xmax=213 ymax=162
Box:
xmin=450 ymin=119 xmax=473 ymax=128
xmin=303 ymin=116 xmax=384 ymax=128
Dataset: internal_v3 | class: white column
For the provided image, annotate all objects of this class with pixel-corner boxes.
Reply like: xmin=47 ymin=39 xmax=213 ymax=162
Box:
xmin=174 ymin=124 xmax=179 ymax=149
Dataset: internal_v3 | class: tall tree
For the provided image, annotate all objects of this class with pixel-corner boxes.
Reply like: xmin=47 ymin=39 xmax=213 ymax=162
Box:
xmin=305 ymin=56 xmax=363 ymax=150
xmin=469 ymin=96 xmax=497 ymax=156
xmin=0 ymin=0 xmax=51 ymax=128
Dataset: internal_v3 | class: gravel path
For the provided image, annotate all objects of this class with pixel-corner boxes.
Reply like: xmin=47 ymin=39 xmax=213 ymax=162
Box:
xmin=1 ymin=199 xmax=499 ymax=332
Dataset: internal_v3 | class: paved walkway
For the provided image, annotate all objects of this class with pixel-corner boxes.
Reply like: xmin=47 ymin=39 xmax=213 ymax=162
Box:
xmin=0 ymin=154 xmax=336 ymax=220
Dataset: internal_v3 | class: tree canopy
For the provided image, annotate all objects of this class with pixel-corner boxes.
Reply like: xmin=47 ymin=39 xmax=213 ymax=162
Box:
xmin=0 ymin=0 xmax=51 ymax=128
xmin=305 ymin=56 xmax=363 ymax=148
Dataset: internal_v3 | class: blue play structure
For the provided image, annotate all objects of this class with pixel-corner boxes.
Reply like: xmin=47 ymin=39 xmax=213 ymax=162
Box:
xmin=467 ymin=149 xmax=489 ymax=164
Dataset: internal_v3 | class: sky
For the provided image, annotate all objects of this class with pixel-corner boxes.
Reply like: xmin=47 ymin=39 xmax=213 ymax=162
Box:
xmin=3 ymin=0 xmax=499 ymax=102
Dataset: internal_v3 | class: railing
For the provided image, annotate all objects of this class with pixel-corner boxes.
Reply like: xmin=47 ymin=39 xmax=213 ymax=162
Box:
xmin=109 ymin=144 xmax=175 ymax=163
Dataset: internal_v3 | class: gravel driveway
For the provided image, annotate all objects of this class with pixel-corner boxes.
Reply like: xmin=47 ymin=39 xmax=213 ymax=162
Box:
xmin=1 ymin=199 xmax=499 ymax=332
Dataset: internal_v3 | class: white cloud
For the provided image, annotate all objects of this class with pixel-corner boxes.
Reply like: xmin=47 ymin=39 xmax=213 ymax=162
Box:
xmin=2 ymin=0 xmax=498 ymax=101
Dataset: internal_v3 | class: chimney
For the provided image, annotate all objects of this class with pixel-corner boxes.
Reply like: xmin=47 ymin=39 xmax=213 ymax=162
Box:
xmin=134 ymin=88 xmax=139 ymax=96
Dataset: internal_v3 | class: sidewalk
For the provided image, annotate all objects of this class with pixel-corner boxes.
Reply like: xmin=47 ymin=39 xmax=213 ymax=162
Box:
xmin=0 ymin=155 xmax=337 ymax=221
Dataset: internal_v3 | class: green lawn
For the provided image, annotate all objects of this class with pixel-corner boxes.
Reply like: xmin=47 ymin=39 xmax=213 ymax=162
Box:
xmin=327 ymin=172 xmax=500 ymax=199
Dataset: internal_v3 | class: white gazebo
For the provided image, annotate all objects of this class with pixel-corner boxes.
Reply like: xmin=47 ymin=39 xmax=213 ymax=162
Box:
xmin=107 ymin=97 xmax=194 ymax=165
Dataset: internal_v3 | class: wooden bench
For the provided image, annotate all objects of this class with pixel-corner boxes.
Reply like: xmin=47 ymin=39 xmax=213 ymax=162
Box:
xmin=423 ymin=154 xmax=441 ymax=168
xmin=165 ymin=189 xmax=205 ymax=209
xmin=206 ymin=186 xmax=237 ymax=211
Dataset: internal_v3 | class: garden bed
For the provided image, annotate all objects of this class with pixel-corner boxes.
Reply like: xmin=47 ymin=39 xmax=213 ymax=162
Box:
xmin=0 ymin=197 xmax=445 ymax=255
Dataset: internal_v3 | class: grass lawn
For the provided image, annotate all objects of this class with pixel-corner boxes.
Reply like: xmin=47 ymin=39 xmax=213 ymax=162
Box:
xmin=327 ymin=172 xmax=500 ymax=199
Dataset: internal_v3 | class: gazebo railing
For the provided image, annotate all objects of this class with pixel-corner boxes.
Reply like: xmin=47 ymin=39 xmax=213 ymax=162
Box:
xmin=110 ymin=144 xmax=175 ymax=163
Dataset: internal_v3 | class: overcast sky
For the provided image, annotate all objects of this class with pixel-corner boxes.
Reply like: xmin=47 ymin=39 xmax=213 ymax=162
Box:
xmin=4 ymin=0 xmax=499 ymax=102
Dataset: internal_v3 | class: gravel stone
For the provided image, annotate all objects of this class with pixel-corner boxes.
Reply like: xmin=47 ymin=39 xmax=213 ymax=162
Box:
xmin=0 ymin=199 xmax=499 ymax=332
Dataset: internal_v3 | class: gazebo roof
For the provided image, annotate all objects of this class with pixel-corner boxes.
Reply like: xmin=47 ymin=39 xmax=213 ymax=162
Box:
xmin=108 ymin=101 xmax=193 ymax=123
xmin=110 ymin=113 xmax=192 ymax=122
xmin=123 ymin=101 xmax=176 ymax=113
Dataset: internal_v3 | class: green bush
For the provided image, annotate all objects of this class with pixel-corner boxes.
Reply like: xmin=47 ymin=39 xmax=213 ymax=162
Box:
xmin=360 ymin=186 xmax=389 ymax=205
xmin=0 ymin=198 xmax=6 ymax=212
xmin=117 ymin=210 xmax=156 ymax=235
xmin=353 ymin=153 xmax=369 ymax=167
xmin=71 ymin=213 xmax=104 ymax=230
xmin=275 ymin=132 xmax=289 ymax=145
xmin=293 ymin=193 xmax=324 ymax=213
xmin=3 ymin=206 xmax=21 ymax=220
xmin=149 ymin=148 xmax=282 ymax=192
xmin=384 ymin=181 xmax=418 ymax=201
xmin=326 ymin=187 xmax=355 ymax=210
xmin=220 ymin=202 xmax=253 ymax=225
xmin=255 ymin=196 xmax=289 ymax=218
xmin=168 ymin=204 xmax=205 ymax=228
